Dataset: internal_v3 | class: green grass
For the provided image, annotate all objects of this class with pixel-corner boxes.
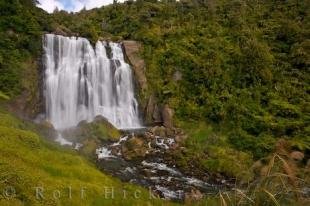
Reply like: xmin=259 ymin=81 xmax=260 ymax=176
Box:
xmin=0 ymin=91 xmax=9 ymax=100
xmin=0 ymin=110 xmax=179 ymax=206
xmin=174 ymin=122 xmax=254 ymax=182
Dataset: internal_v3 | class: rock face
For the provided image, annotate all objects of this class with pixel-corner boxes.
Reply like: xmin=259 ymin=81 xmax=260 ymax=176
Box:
xmin=162 ymin=104 xmax=174 ymax=129
xmin=122 ymin=41 xmax=176 ymax=129
xmin=122 ymin=40 xmax=147 ymax=91
xmin=145 ymin=94 xmax=162 ymax=125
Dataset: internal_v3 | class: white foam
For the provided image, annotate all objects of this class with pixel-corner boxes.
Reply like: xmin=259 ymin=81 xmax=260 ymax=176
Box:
xmin=55 ymin=133 xmax=73 ymax=146
xmin=74 ymin=143 xmax=83 ymax=150
xmin=184 ymin=177 xmax=211 ymax=188
xmin=155 ymin=136 xmax=169 ymax=149
xmin=155 ymin=185 xmax=183 ymax=200
xmin=96 ymin=147 xmax=115 ymax=159
xmin=141 ymin=161 xmax=181 ymax=176
xmin=111 ymin=135 xmax=129 ymax=146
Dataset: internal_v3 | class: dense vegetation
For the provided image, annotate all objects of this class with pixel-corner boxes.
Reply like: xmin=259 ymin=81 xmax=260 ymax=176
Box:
xmin=48 ymin=0 xmax=309 ymax=175
xmin=0 ymin=0 xmax=309 ymax=205
xmin=0 ymin=0 xmax=45 ymax=96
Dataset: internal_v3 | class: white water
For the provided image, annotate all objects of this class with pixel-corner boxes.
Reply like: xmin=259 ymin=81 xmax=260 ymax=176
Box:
xmin=96 ymin=147 xmax=115 ymax=159
xmin=141 ymin=161 xmax=182 ymax=176
xmin=43 ymin=34 xmax=141 ymax=130
xmin=111 ymin=135 xmax=129 ymax=146
xmin=55 ymin=133 xmax=73 ymax=146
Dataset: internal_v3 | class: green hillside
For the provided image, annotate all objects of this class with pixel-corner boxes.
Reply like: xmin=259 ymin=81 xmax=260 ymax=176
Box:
xmin=0 ymin=104 xmax=180 ymax=205
xmin=49 ymin=0 xmax=309 ymax=178
xmin=0 ymin=0 xmax=309 ymax=205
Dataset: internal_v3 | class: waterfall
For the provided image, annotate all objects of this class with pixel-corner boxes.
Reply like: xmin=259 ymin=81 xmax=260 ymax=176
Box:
xmin=43 ymin=34 xmax=141 ymax=130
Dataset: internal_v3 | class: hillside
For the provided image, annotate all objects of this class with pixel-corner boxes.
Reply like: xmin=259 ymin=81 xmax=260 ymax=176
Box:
xmin=0 ymin=0 xmax=309 ymax=205
xmin=43 ymin=0 xmax=309 ymax=176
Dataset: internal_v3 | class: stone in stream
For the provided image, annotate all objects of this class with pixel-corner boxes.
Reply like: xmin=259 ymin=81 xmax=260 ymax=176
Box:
xmin=121 ymin=136 xmax=148 ymax=160
xmin=149 ymin=126 xmax=165 ymax=137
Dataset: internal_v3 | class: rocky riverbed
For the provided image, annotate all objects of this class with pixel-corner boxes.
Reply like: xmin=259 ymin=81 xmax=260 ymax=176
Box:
xmin=94 ymin=127 xmax=233 ymax=201
xmin=44 ymin=117 xmax=234 ymax=202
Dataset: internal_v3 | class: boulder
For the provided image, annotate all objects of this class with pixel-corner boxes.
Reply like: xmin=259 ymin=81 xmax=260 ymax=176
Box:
xmin=122 ymin=40 xmax=147 ymax=91
xmin=71 ymin=116 xmax=121 ymax=144
xmin=36 ymin=120 xmax=57 ymax=140
xmin=162 ymin=104 xmax=174 ymax=129
xmin=152 ymin=104 xmax=162 ymax=123
xmin=165 ymin=128 xmax=175 ymax=137
xmin=40 ymin=120 xmax=55 ymax=130
xmin=121 ymin=137 xmax=148 ymax=160
xmin=150 ymin=126 xmax=166 ymax=137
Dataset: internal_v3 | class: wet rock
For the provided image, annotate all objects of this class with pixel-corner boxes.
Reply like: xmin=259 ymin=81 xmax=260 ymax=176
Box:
xmin=149 ymin=126 xmax=157 ymax=134
xmin=144 ymin=132 xmax=154 ymax=141
xmin=40 ymin=120 xmax=54 ymax=129
xmin=110 ymin=146 xmax=121 ymax=156
xmin=35 ymin=120 xmax=57 ymax=140
xmin=153 ymin=104 xmax=162 ymax=123
xmin=76 ymin=115 xmax=121 ymax=142
xmin=290 ymin=151 xmax=304 ymax=161
xmin=150 ymin=126 xmax=166 ymax=137
xmin=93 ymin=115 xmax=110 ymax=123
xmin=122 ymin=40 xmax=147 ymax=91
xmin=145 ymin=95 xmax=162 ymax=125
xmin=162 ymin=104 xmax=174 ymax=129
xmin=121 ymin=137 xmax=148 ymax=160
xmin=165 ymin=127 xmax=175 ymax=137
xmin=184 ymin=189 xmax=203 ymax=202
xmin=142 ymin=169 xmax=154 ymax=178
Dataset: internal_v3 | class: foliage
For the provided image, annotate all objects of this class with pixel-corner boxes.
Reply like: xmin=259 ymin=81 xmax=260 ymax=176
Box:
xmin=0 ymin=0 xmax=49 ymax=96
xmin=0 ymin=91 xmax=9 ymax=100
xmin=49 ymin=0 xmax=309 ymax=163
xmin=219 ymin=151 xmax=309 ymax=206
xmin=0 ymin=0 xmax=309 ymax=204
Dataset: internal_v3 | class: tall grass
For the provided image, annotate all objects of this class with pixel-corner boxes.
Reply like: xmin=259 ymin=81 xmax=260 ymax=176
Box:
xmin=217 ymin=151 xmax=309 ymax=206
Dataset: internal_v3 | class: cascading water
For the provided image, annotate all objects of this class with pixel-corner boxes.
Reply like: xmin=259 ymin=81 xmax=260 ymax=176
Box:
xmin=43 ymin=34 xmax=141 ymax=130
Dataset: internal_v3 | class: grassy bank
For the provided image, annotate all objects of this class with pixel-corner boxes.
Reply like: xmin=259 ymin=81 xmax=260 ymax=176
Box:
xmin=0 ymin=106 xmax=179 ymax=206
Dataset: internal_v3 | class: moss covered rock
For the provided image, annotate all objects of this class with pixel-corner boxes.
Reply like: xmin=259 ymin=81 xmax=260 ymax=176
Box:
xmin=121 ymin=136 xmax=148 ymax=160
